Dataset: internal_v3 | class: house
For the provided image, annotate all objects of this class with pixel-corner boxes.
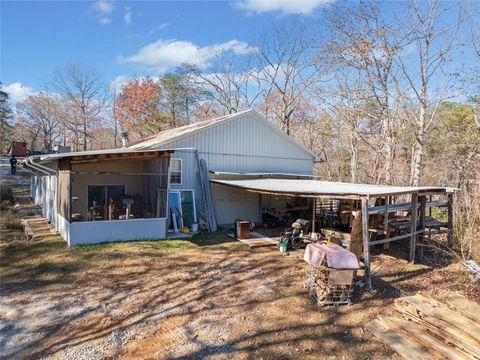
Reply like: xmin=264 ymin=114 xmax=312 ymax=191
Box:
xmin=26 ymin=109 xmax=318 ymax=245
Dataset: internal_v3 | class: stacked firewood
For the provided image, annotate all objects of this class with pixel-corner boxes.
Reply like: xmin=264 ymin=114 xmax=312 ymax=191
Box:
xmin=303 ymin=265 xmax=354 ymax=306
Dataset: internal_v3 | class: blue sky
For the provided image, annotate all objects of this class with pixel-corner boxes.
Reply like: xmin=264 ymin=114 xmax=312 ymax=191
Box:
xmin=2 ymin=0 xmax=335 ymax=102
xmin=1 ymin=0 xmax=477 ymax=104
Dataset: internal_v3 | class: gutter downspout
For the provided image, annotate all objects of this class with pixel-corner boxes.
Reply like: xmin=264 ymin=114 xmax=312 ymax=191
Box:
xmin=24 ymin=157 xmax=56 ymax=175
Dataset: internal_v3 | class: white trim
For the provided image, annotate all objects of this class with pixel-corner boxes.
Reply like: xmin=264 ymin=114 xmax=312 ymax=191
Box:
xmin=169 ymin=158 xmax=182 ymax=185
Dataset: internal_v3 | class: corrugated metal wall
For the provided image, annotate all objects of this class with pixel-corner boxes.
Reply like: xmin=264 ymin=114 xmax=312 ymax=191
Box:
xmin=164 ymin=113 xmax=314 ymax=174
xmin=157 ymin=113 xmax=315 ymax=226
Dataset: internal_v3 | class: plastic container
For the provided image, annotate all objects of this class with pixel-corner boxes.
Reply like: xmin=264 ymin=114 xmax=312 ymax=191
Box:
xmin=279 ymin=241 xmax=288 ymax=254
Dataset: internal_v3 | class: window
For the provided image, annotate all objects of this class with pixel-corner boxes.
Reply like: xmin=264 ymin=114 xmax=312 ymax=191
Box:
xmin=170 ymin=158 xmax=182 ymax=185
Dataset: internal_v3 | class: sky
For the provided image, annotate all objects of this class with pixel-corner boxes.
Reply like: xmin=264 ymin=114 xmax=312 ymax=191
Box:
xmin=1 ymin=0 xmax=478 ymax=105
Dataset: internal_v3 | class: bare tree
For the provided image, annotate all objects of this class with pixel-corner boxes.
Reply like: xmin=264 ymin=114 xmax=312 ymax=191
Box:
xmin=256 ymin=21 xmax=317 ymax=135
xmin=16 ymin=92 xmax=62 ymax=151
xmin=324 ymin=2 xmax=409 ymax=184
xmin=188 ymin=53 xmax=261 ymax=115
xmin=53 ymin=64 xmax=105 ymax=151
xmin=396 ymin=0 xmax=463 ymax=186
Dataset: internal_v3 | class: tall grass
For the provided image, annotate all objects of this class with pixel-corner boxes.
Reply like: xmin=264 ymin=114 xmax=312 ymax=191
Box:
xmin=454 ymin=178 xmax=480 ymax=262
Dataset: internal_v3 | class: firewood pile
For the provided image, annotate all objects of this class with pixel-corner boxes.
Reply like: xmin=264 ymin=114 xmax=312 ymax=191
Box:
xmin=303 ymin=264 xmax=354 ymax=306
xmin=303 ymin=243 xmax=359 ymax=307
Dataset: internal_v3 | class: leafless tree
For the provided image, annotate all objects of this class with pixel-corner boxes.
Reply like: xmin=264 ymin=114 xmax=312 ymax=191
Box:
xmin=396 ymin=0 xmax=463 ymax=186
xmin=53 ymin=64 xmax=105 ymax=151
xmin=324 ymin=2 xmax=410 ymax=184
xmin=16 ymin=92 xmax=62 ymax=151
xmin=255 ymin=21 xmax=318 ymax=135
xmin=188 ymin=53 xmax=262 ymax=115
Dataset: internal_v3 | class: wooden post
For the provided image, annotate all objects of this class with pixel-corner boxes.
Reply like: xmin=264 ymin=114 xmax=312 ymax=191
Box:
xmin=409 ymin=193 xmax=418 ymax=263
xmin=383 ymin=196 xmax=390 ymax=250
xmin=361 ymin=197 xmax=371 ymax=290
xmin=418 ymin=195 xmax=426 ymax=261
xmin=312 ymin=197 xmax=316 ymax=233
xmin=447 ymin=193 xmax=454 ymax=246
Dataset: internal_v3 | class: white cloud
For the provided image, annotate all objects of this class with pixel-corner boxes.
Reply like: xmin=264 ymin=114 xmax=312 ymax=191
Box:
xmin=123 ymin=39 xmax=256 ymax=71
xmin=123 ymin=6 xmax=132 ymax=24
xmin=91 ymin=0 xmax=114 ymax=14
xmin=91 ymin=0 xmax=114 ymax=25
xmin=235 ymin=0 xmax=333 ymax=15
xmin=109 ymin=75 xmax=129 ymax=92
xmin=99 ymin=16 xmax=112 ymax=25
xmin=149 ymin=22 xmax=170 ymax=34
xmin=3 ymin=82 xmax=36 ymax=103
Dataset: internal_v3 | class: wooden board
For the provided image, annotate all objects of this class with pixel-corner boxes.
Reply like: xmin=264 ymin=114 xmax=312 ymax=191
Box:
xmin=446 ymin=295 xmax=480 ymax=324
xmin=394 ymin=296 xmax=480 ymax=358
xmin=387 ymin=317 xmax=471 ymax=360
xmin=396 ymin=295 xmax=480 ymax=347
xmin=228 ymin=231 xmax=278 ymax=248
xmin=367 ymin=295 xmax=480 ymax=360
xmin=365 ymin=318 xmax=435 ymax=360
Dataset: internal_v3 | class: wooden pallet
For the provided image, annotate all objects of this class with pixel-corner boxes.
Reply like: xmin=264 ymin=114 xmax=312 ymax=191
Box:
xmin=227 ymin=231 xmax=278 ymax=248
xmin=365 ymin=294 xmax=480 ymax=359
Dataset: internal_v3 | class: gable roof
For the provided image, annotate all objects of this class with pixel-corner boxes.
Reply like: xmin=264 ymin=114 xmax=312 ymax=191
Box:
xmin=129 ymin=109 xmax=318 ymax=160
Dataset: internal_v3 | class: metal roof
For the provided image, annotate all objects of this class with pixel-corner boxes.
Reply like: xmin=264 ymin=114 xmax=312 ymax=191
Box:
xmin=29 ymin=148 xmax=174 ymax=163
xmin=210 ymin=170 xmax=315 ymax=178
xmin=210 ymin=178 xmax=455 ymax=198
xmin=128 ymin=109 xmax=318 ymax=160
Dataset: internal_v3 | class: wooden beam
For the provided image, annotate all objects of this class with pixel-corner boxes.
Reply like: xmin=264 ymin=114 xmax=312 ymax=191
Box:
xmin=71 ymin=171 xmax=169 ymax=176
xmin=418 ymin=195 xmax=426 ymax=261
xmin=409 ymin=193 xmax=418 ymax=263
xmin=361 ymin=197 xmax=371 ymax=290
xmin=368 ymin=200 xmax=448 ymax=215
xmin=369 ymin=230 xmax=424 ymax=246
xmin=447 ymin=193 xmax=454 ymax=246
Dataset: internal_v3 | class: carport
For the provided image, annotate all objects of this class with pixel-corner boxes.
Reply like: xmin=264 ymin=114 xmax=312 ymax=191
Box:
xmin=210 ymin=178 xmax=456 ymax=289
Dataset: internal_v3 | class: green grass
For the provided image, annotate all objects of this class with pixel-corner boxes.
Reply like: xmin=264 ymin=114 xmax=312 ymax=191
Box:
xmin=0 ymin=206 xmax=235 ymax=291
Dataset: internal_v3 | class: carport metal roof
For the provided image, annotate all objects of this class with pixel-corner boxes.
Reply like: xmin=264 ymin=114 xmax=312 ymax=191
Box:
xmin=210 ymin=178 xmax=455 ymax=199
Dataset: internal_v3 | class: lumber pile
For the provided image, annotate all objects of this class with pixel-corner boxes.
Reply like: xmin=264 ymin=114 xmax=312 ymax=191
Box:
xmin=365 ymin=294 xmax=480 ymax=360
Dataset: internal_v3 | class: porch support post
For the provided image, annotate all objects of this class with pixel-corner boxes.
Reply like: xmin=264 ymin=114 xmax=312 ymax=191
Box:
xmin=418 ymin=195 xmax=426 ymax=261
xmin=409 ymin=193 xmax=418 ymax=263
xmin=361 ymin=197 xmax=371 ymax=290
xmin=447 ymin=193 xmax=454 ymax=246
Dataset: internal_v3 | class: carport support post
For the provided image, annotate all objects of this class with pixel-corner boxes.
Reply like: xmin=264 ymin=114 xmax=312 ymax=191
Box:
xmin=418 ymin=195 xmax=426 ymax=261
xmin=312 ymin=197 xmax=316 ymax=233
xmin=409 ymin=193 xmax=418 ymax=263
xmin=361 ymin=197 xmax=371 ymax=290
xmin=447 ymin=193 xmax=454 ymax=246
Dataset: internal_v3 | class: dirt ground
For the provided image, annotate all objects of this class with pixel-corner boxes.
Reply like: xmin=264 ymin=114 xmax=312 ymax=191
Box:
xmin=1 ymin=158 xmax=479 ymax=360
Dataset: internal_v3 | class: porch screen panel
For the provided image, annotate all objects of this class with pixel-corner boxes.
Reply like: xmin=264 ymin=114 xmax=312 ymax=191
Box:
xmin=57 ymin=170 xmax=71 ymax=221
xmin=145 ymin=156 xmax=170 ymax=218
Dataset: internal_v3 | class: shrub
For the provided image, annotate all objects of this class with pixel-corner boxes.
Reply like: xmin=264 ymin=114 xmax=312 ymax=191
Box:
xmin=0 ymin=187 xmax=14 ymax=204
xmin=3 ymin=212 xmax=23 ymax=230
xmin=0 ymin=200 xmax=11 ymax=211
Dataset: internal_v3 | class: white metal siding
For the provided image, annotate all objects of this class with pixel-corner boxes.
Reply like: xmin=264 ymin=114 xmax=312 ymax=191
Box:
xmin=162 ymin=114 xmax=314 ymax=175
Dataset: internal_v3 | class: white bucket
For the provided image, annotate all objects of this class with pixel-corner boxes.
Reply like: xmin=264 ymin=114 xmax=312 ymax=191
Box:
xmin=191 ymin=223 xmax=199 ymax=232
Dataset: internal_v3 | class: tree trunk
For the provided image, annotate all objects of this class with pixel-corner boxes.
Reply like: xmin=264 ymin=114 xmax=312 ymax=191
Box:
xmin=349 ymin=127 xmax=358 ymax=183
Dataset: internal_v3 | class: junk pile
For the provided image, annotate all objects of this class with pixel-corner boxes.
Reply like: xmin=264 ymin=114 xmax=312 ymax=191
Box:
xmin=303 ymin=243 xmax=360 ymax=306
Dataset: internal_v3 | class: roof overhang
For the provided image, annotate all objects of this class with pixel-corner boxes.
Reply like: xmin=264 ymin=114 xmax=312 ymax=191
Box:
xmin=27 ymin=149 xmax=174 ymax=164
xmin=210 ymin=178 xmax=456 ymax=199
xmin=209 ymin=170 xmax=315 ymax=178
